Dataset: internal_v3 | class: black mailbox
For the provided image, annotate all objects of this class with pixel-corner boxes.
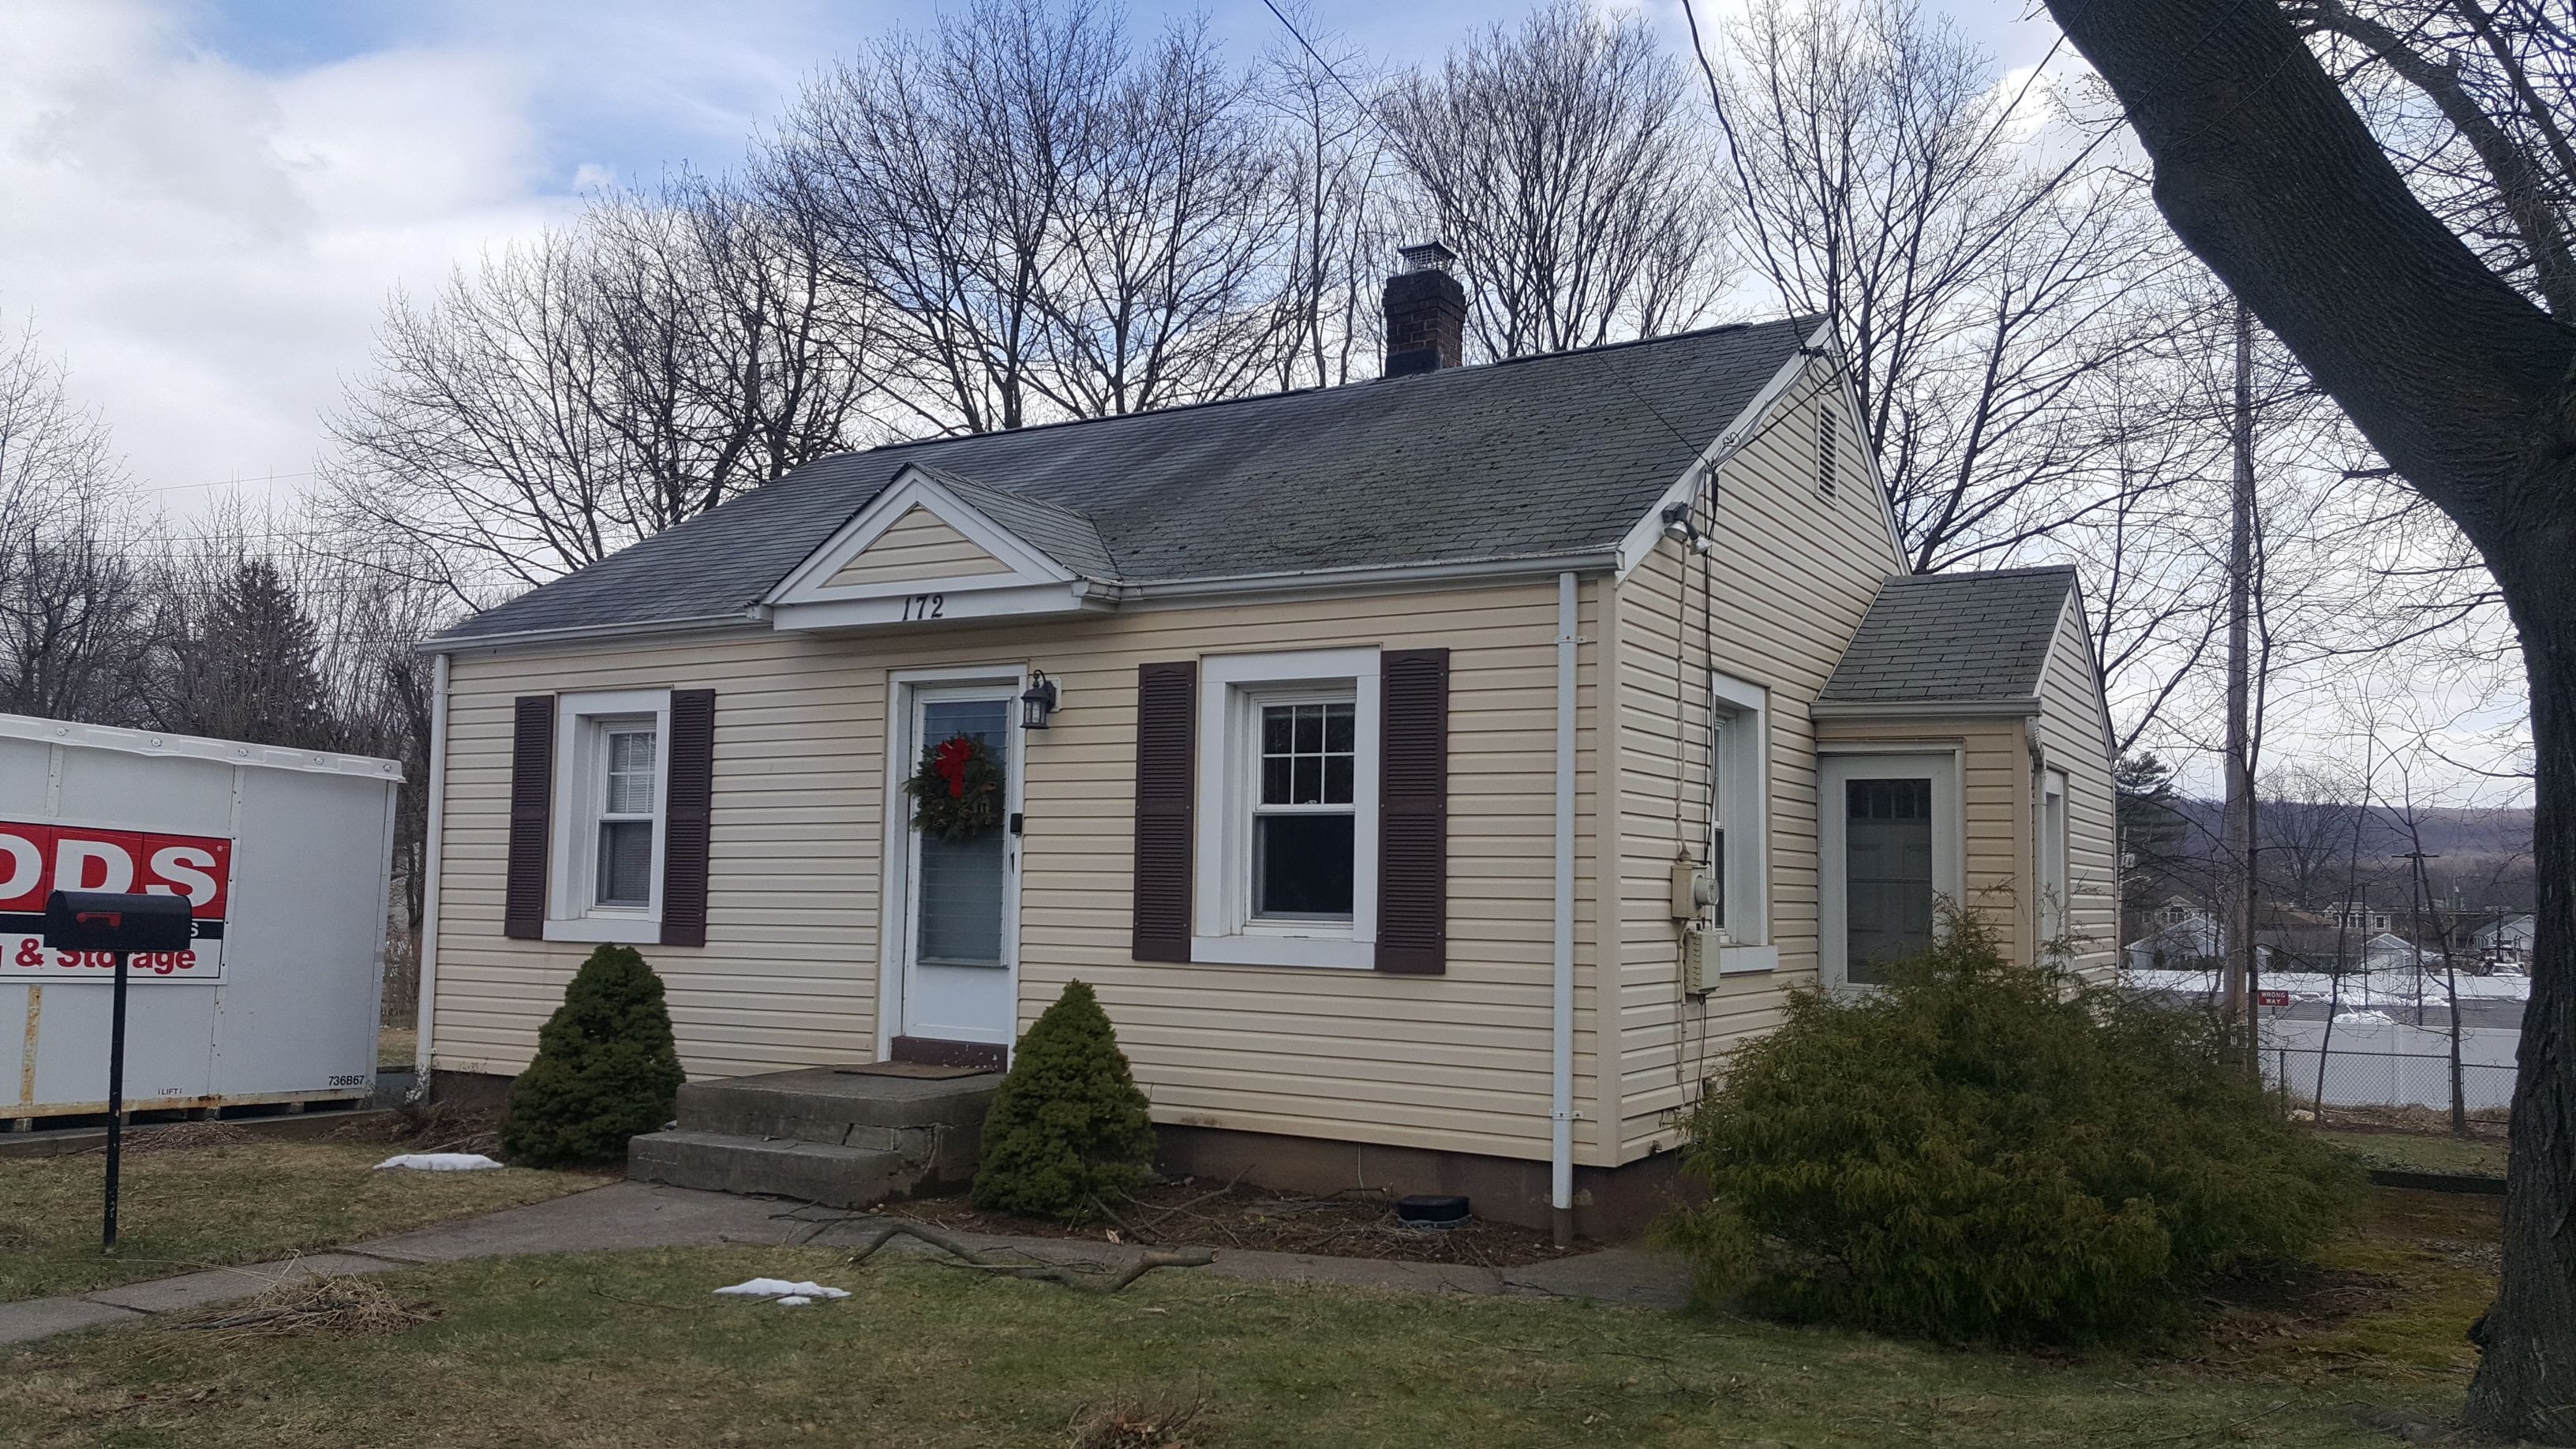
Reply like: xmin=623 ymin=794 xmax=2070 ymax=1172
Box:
xmin=43 ymin=890 xmax=194 ymax=953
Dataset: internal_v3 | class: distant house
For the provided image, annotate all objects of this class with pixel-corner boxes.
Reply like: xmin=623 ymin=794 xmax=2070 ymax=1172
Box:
xmin=2475 ymin=914 xmax=2534 ymax=969
xmin=410 ymin=250 xmax=2121 ymax=1234
xmin=2125 ymin=897 xmax=2222 ymax=974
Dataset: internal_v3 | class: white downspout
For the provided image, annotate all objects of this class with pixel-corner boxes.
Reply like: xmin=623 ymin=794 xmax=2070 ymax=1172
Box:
xmin=1552 ymin=571 xmax=1578 ymax=1245
xmin=410 ymin=651 xmax=451 ymax=1100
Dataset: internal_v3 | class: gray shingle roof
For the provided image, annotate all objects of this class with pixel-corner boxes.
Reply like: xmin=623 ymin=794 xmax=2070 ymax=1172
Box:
xmin=434 ymin=317 xmax=1816 ymax=643
xmin=1817 ymin=567 xmax=2077 ymax=705
xmin=919 ymin=465 xmax=1119 ymax=581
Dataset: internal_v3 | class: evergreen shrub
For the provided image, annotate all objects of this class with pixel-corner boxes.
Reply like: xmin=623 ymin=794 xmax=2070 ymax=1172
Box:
xmin=498 ymin=945 xmax=686 ymax=1166
xmin=972 ymin=980 xmax=1157 ymax=1220
xmin=1661 ymin=909 xmax=2356 ymax=1342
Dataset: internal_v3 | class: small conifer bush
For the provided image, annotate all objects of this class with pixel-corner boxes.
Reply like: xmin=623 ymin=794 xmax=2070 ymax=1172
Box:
xmin=972 ymin=980 xmax=1157 ymax=1220
xmin=498 ymin=945 xmax=686 ymax=1167
xmin=1661 ymin=909 xmax=2355 ymax=1342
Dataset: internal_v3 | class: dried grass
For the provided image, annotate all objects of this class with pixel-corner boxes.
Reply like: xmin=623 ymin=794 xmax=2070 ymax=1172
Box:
xmin=1069 ymin=1388 xmax=1209 ymax=1449
xmin=176 ymin=1274 xmax=437 ymax=1339
xmin=116 ymin=1121 xmax=255 ymax=1154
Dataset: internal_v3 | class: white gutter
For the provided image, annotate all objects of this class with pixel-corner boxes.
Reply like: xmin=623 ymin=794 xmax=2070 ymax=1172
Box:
xmin=1551 ymin=571 xmax=1578 ymax=1245
xmin=410 ymin=651 xmax=451 ymax=1099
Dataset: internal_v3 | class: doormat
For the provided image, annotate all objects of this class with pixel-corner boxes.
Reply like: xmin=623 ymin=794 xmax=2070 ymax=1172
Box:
xmin=833 ymin=1061 xmax=992 ymax=1080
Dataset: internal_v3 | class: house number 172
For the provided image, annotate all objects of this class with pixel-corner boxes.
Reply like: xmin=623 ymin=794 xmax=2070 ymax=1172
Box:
xmin=902 ymin=593 xmax=945 ymax=620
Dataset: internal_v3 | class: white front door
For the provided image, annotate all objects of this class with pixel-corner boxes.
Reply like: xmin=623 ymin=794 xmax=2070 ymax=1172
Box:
xmin=1818 ymin=752 xmax=1962 ymax=988
xmin=886 ymin=680 xmax=1020 ymax=1058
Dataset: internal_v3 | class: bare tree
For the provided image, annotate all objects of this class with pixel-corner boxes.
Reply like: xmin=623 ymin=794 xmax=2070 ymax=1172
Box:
xmin=1694 ymin=0 xmax=2176 ymax=570
xmin=768 ymin=0 xmax=1291 ymax=432
xmin=326 ymin=173 xmax=871 ymax=603
xmin=1256 ymin=14 xmax=1395 ymax=391
xmin=2039 ymin=0 xmax=2576 ymax=1433
xmin=0 ymin=315 xmax=150 ymax=724
xmin=1380 ymin=0 xmax=1728 ymax=358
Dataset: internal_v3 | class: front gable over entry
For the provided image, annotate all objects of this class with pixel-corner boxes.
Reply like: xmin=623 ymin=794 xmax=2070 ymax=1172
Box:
xmin=766 ymin=464 xmax=1113 ymax=632
xmin=826 ymin=508 xmax=1012 ymax=587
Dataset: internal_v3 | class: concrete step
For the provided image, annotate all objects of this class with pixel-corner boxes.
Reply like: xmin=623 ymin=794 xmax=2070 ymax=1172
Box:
xmin=668 ymin=1067 xmax=999 ymax=1189
xmin=627 ymin=1130 xmax=912 ymax=1209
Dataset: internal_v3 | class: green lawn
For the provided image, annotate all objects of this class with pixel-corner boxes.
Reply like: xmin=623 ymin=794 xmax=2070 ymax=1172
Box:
xmin=2317 ymin=1129 xmax=2509 ymax=1179
xmin=0 ymin=1141 xmax=597 ymax=1302
xmin=0 ymin=1245 xmax=2471 ymax=1449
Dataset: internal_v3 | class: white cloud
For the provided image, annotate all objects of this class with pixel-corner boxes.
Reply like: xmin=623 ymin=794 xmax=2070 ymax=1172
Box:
xmin=0 ymin=0 xmax=572 ymax=509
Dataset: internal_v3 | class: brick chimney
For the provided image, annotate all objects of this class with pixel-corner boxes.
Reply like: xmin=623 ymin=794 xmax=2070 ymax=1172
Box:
xmin=1383 ymin=242 xmax=1466 ymax=376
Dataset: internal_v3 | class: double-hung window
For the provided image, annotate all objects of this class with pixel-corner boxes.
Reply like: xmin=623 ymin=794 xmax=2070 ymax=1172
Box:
xmin=548 ymin=688 xmax=673 ymax=944
xmin=596 ymin=724 xmax=659 ymax=907
xmin=1194 ymin=649 xmax=1381 ymax=968
xmin=1252 ymin=698 xmax=1357 ymax=919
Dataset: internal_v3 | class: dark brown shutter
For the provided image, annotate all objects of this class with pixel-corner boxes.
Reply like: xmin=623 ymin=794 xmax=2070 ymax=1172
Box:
xmin=503 ymin=695 xmax=556 ymax=940
xmin=1376 ymin=648 xmax=1450 ymax=974
xmin=660 ymin=688 xmax=716 ymax=948
xmin=1132 ymin=661 xmax=1196 ymax=961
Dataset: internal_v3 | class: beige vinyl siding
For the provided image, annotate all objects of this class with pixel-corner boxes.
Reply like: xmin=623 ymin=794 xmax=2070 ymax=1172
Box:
xmin=1610 ymin=372 xmax=1907 ymax=1159
xmin=2034 ymin=600 xmax=2121 ymax=979
xmin=430 ymin=578 xmax=1613 ymax=1166
xmin=826 ymin=507 xmax=1011 ymax=586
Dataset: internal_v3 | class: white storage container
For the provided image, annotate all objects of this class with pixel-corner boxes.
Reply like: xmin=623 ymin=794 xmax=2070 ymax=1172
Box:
xmin=0 ymin=714 xmax=402 ymax=1124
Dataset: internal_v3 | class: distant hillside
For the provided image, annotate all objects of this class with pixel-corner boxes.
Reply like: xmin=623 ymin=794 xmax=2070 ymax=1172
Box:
xmin=2161 ymin=799 xmax=2533 ymax=863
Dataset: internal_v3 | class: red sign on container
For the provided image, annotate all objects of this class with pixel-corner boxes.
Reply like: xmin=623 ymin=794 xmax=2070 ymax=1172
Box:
xmin=0 ymin=820 xmax=231 ymax=980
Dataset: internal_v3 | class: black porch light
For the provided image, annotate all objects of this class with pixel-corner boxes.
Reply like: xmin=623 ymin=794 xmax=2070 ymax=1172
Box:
xmin=1020 ymin=671 xmax=1060 ymax=729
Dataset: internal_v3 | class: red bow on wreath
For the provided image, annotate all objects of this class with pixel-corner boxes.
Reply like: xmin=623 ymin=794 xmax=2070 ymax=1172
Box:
xmin=932 ymin=736 xmax=974 ymax=799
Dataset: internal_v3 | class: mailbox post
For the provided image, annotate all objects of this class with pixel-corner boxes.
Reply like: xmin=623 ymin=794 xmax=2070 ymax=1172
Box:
xmin=42 ymin=890 xmax=195 ymax=1252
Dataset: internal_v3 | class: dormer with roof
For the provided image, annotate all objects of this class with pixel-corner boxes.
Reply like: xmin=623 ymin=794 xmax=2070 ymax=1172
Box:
xmin=412 ymin=248 xmax=2120 ymax=1241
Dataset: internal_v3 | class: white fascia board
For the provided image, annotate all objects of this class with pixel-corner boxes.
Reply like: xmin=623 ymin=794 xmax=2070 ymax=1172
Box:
xmin=438 ymin=552 xmax=1621 ymax=653
xmin=766 ymin=464 xmax=1075 ymax=608
xmin=1808 ymin=697 xmax=2043 ymax=719
xmin=770 ymin=581 xmax=1103 ymax=632
xmin=1613 ymin=326 xmax=1825 ymax=579
xmin=420 ymin=612 xmax=766 ymax=657
xmin=1110 ymin=551 xmax=1619 ymax=609
xmin=0 ymin=713 xmax=406 ymax=781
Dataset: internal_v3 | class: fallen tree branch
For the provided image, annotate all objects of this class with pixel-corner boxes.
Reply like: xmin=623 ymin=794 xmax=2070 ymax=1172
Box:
xmin=843 ymin=1219 xmax=1215 ymax=1293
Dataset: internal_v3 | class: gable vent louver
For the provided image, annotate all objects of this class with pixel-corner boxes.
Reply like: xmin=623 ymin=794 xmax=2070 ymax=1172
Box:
xmin=1817 ymin=399 xmax=1841 ymax=500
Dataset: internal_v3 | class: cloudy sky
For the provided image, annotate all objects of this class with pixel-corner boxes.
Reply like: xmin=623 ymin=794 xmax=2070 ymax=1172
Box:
xmin=0 ymin=0 xmax=2056 ymax=511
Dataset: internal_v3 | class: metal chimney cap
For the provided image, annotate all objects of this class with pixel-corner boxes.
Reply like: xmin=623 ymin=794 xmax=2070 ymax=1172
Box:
xmin=1398 ymin=241 xmax=1458 ymax=272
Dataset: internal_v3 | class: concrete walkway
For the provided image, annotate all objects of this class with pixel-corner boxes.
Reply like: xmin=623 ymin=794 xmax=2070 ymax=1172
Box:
xmin=0 ymin=1181 xmax=1690 ymax=1348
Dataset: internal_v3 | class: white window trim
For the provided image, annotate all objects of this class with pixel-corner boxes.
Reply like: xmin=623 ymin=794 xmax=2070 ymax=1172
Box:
xmin=1709 ymin=672 xmax=1776 ymax=975
xmin=1193 ymin=647 xmax=1381 ymax=970
xmin=2039 ymin=769 xmax=2069 ymax=950
xmin=1818 ymin=751 xmax=1964 ymax=990
xmin=545 ymin=687 xmax=672 ymax=945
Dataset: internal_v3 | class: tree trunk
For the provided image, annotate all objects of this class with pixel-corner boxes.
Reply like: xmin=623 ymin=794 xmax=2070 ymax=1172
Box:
xmin=2473 ymin=546 xmax=2576 ymax=1439
xmin=2038 ymin=0 xmax=2576 ymax=1436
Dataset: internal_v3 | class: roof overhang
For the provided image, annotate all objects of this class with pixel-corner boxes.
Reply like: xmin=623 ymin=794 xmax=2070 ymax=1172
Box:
xmin=1809 ymin=698 xmax=2043 ymax=719
xmin=764 ymin=463 xmax=1102 ymax=632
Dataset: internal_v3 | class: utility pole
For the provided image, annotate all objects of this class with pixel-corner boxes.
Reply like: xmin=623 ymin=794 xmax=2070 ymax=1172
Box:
xmin=2221 ymin=301 xmax=2259 ymax=1067
xmin=2400 ymin=844 xmax=2468 ymax=1136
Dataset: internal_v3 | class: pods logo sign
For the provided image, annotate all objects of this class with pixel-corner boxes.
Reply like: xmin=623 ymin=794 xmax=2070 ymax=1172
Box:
xmin=0 ymin=822 xmax=231 ymax=980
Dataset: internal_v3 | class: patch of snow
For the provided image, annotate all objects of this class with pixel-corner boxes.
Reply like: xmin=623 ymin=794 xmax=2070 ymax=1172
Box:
xmin=2334 ymin=1009 xmax=2396 ymax=1025
xmin=373 ymin=1152 xmax=504 ymax=1171
xmin=712 ymin=1278 xmax=850 ymax=1302
xmin=2123 ymin=967 xmax=2529 ymax=1006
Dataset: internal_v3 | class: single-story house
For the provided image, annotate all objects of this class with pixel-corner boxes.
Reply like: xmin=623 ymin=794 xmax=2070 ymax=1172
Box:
xmin=414 ymin=251 xmax=2120 ymax=1235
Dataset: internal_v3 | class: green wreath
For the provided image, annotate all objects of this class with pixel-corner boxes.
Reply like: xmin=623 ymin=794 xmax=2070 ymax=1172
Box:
xmin=904 ymin=731 xmax=1005 ymax=840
